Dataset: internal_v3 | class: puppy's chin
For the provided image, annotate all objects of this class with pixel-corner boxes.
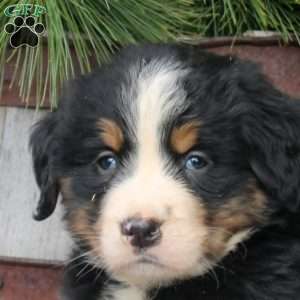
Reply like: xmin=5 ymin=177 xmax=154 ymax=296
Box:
xmin=107 ymin=254 xmax=210 ymax=288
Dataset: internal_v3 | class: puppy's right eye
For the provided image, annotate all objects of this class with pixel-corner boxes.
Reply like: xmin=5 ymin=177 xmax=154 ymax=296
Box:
xmin=97 ymin=152 xmax=118 ymax=171
xmin=184 ymin=151 xmax=209 ymax=170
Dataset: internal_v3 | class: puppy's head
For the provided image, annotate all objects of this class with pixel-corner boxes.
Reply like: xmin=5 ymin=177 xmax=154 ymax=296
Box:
xmin=31 ymin=44 xmax=300 ymax=288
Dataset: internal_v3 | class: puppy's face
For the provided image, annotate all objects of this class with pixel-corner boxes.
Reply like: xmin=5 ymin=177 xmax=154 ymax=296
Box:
xmin=31 ymin=44 xmax=300 ymax=288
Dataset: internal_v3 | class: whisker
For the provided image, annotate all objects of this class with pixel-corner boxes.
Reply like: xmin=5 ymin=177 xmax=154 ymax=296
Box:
xmin=201 ymin=258 xmax=220 ymax=290
xmin=66 ymin=248 xmax=96 ymax=262
xmin=76 ymin=261 xmax=92 ymax=279
xmin=94 ymin=267 xmax=106 ymax=283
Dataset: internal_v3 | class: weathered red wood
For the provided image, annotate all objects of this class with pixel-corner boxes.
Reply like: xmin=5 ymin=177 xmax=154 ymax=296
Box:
xmin=208 ymin=45 xmax=300 ymax=99
xmin=0 ymin=261 xmax=63 ymax=300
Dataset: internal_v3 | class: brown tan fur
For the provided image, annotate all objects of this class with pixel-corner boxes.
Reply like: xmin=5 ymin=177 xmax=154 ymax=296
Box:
xmin=170 ymin=121 xmax=201 ymax=154
xmin=203 ymin=181 xmax=267 ymax=258
xmin=212 ymin=184 xmax=267 ymax=232
xmin=97 ymin=118 xmax=124 ymax=152
xmin=60 ymin=178 xmax=99 ymax=251
xmin=68 ymin=208 xmax=99 ymax=251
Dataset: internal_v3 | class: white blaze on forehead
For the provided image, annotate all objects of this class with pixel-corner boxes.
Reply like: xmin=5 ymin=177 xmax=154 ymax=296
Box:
xmin=97 ymin=60 xmax=207 ymax=287
xmin=127 ymin=59 xmax=189 ymax=174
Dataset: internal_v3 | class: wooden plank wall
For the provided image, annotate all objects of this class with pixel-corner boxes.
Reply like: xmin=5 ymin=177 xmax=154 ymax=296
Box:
xmin=0 ymin=107 xmax=72 ymax=263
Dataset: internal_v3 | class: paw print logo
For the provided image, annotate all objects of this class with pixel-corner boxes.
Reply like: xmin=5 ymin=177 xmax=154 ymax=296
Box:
xmin=4 ymin=16 xmax=45 ymax=48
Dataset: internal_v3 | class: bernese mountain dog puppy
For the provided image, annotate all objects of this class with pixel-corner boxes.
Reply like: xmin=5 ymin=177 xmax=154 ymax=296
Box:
xmin=30 ymin=44 xmax=300 ymax=300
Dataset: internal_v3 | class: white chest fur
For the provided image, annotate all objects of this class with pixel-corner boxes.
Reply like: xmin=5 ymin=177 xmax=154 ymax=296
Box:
xmin=101 ymin=285 xmax=146 ymax=300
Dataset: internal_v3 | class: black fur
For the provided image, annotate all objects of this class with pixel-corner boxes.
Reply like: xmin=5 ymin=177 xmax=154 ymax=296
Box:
xmin=30 ymin=44 xmax=300 ymax=299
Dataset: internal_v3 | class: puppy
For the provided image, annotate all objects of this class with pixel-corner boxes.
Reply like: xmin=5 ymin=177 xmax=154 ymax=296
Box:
xmin=30 ymin=44 xmax=300 ymax=300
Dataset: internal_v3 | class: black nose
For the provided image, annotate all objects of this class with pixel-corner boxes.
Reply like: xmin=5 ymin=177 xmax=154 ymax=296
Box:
xmin=121 ymin=218 xmax=161 ymax=249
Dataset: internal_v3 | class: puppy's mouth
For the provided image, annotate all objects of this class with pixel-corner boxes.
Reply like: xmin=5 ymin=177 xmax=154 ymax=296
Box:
xmin=118 ymin=254 xmax=167 ymax=271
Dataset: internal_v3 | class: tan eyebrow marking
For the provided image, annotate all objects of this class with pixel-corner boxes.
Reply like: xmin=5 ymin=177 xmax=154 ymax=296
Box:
xmin=97 ymin=118 xmax=124 ymax=152
xmin=170 ymin=121 xmax=201 ymax=154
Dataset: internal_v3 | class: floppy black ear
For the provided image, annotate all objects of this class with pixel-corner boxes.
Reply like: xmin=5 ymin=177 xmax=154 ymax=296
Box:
xmin=30 ymin=113 xmax=59 ymax=221
xmin=241 ymin=81 xmax=300 ymax=212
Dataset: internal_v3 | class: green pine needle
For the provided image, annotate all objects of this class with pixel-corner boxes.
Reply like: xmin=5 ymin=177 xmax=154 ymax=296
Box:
xmin=0 ymin=0 xmax=299 ymax=108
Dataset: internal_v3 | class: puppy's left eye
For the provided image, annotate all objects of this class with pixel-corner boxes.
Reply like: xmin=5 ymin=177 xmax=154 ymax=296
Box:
xmin=184 ymin=152 xmax=209 ymax=170
xmin=97 ymin=152 xmax=118 ymax=171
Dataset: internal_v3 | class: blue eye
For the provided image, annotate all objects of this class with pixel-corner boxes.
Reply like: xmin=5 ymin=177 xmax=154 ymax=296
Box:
xmin=97 ymin=153 xmax=118 ymax=170
xmin=185 ymin=153 xmax=208 ymax=170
